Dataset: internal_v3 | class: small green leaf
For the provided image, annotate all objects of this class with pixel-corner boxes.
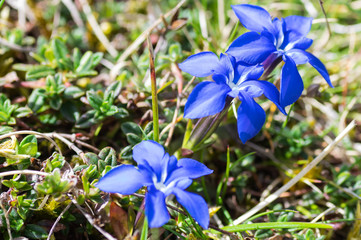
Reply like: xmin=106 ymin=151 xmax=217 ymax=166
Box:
xmin=126 ymin=133 xmax=142 ymax=145
xmin=121 ymin=122 xmax=142 ymax=136
xmin=18 ymin=135 xmax=37 ymax=157
xmin=76 ymin=51 xmax=93 ymax=73
xmin=86 ymin=91 xmax=103 ymax=110
xmin=64 ymin=86 xmax=84 ymax=99
xmin=99 ymin=147 xmax=117 ymax=166
xmin=28 ymin=88 xmax=46 ymax=112
xmin=26 ymin=65 xmax=55 ymax=80
xmin=24 ymin=224 xmax=48 ymax=239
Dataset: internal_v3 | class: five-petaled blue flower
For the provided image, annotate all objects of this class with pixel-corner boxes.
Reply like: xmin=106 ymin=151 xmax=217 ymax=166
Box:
xmin=96 ymin=140 xmax=213 ymax=229
xmin=179 ymin=52 xmax=286 ymax=143
xmin=226 ymin=4 xmax=333 ymax=108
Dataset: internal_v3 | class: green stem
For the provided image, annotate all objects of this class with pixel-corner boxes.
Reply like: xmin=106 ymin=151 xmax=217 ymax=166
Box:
xmin=222 ymin=222 xmax=332 ymax=232
xmin=147 ymin=36 xmax=159 ymax=142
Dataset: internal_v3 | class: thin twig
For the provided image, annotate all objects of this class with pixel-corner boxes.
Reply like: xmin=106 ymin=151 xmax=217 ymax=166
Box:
xmin=67 ymin=194 xmax=117 ymax=240
xmin=50 ymin=133 xmax=88 ymax=164
xmin=47 ymin=202 xmax=72 ymax=240
xmin=0 ymin=37 xmax=35 ymax=52
xmin=0 ymin=170 xmax=49 ymax=178
xmin=110 ymin=0 xmax=187 ymax=80
xmin=79 ymin=0 xmax=118 ymax=57
xmin=0 ymin=131 xmax=62 ymax=155
xmin=233 ymin=120 xmax=357 ymax=225
xmin=318 ymin=0 xmax=331 ymax=36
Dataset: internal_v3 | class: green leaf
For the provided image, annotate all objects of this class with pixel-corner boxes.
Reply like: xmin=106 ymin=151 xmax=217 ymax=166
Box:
xmin=86 ymin=91 xmax=103 ymax=110
xmin=64 ymin=86 xmax=84 ymax=99
xmin=18 ymin=135 xmax=37 ymax=157
xmin=126 ymin=133 xmax=142 ymax=145
xmin=60 ymin=101 xmax=80 ymax=122
xmin=52 ymin=38 xmax=69 ymax=66
xmin=76 ymin=110 xmax=97 ymax=128
xmin=76 ymin=51 xmax=93 ymax=73
xmin=73 ymin=48 xmax=81 ymax=70
xmin=121 ymin=122 xmax=142 ymax=136
xmin=0 ymin=126 xmax=13 ymax=135
xmin=91 ymin=52 xmax=103 ymax=68
xmin=49 ymin=97 xmax=62 ymax=110
xmin=105 ymin=81 xmax=122 ymax=98
xmin=28 ymin=88 xmax=46 ymax=113
xmin=85 ymin=152 xmax=99 ymax=165
xmin=99 ymin=147 xmax=117 ymax=166
xmin=26 ymin=65 xmax=55 ymax=80
xmin=114 ymin=107 xmax=129 ymax=119
xmin=14 ymin=107 xmax=32 ymax=118
xmin=24 ymin=224 xmax=48 ymax=239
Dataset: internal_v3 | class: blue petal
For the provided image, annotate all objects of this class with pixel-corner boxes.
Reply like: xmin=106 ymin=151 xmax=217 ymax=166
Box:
xmin=284 ymin=16 xmax=313 ymax=37
xmin=218 ymin=53 xmax=235 ymax=79
xmin=184 ymin=81 xmax=231 ymax=119
xmin=285 ymin=49 xmax=308 ymax=64
xmin=145 ymin=186 xmax=170 ymax=228
xmin=231 ymin=4 xmax=274 ymax=33
xmin=283 ymin=32 xmax=313 ymax=51
xmin=226 ymin=32 xmax=276 ymax=65
xmin=96 ymin=165 xmax=151 ymax=194
xmin=280 ymin=55 xmax=304 ymax=107
xmin=165 ymin=158 xmax=213 ymax=186
xmin=133 ymin=140 xmax=166 ymax=179
xmin=286 ymin=49 xmax=333 ymax=87
xmin=172 ymin=188 xmax=210 ymax=229
xmin=241 ymin=80 xmax=286 ymax=114
xmin=237 ymin=91 xmax=266 ymax=143
xmin=179 ymin=52 xmax=226 ymax=78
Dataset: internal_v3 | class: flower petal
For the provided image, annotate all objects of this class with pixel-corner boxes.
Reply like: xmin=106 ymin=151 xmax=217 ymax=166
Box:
xmin=287 ymin=49 xmax=332 ymax=87
xmin=285 ymin=49 xmax=308 ymax=64
xmin=283 ymin=32 xmax=313 ymax=51
xmin=284 ymin=16 xmax=313 ymax=37
xmin=237 ymin=91 xmax=266 ymax=143
xmin=165 ymin=158 xmax=213 ymax=186
xmin=172 ymin=188 xmax=210 ymax=229
xmin=241 ymin=80 xmax=286 ymax=114
xmin=184 ymin=81 xmax=231 ymax=119
xmin=96 ymin=165 xmax=150 ymax=194
xmin=145 ymin=186 xmax=170 ymax=228
xmin=231 ymin=4 xmax=274 ymax=33
xmin=280 ymin=55 xmax=304 ymax=107
xmin=133 ymin=140 xmax=166 ymax=178
xmin=226 ymin=32 xmax=276 ymax=65
xmin=234 ymin=64 xmax=264 ymax=84
xmin=179 ymin=52 xmax=222 ymax=77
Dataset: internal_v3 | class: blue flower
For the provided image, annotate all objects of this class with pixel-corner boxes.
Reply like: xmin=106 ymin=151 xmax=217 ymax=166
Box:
xmin=95 ymin=140 xmax=213 ymax=229
xmin=179 ymin=52 xmax=286 ymax=143
xmin=226 ymin=4 xmax=333 ymax=107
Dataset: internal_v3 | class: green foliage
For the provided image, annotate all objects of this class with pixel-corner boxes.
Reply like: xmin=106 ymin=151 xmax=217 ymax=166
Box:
xmin=0 ymin=94 xmax=31 ymax=125
xmin=27 ymin=37 xmax=103 ymax=80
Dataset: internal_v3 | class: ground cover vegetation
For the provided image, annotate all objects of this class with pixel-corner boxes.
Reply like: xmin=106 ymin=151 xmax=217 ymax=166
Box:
xmin=0 ymin=0 xmax=360 ymax=239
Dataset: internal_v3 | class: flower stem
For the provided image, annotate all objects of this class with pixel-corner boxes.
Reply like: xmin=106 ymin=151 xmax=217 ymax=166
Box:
xmin=147 ymin=35 xmax=159 ymax=142
xmin=183 ymin=97 xmax=232 ymax=151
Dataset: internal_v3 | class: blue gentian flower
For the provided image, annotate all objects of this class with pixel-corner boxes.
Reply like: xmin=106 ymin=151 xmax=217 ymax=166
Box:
xmin=179 ymin=52 xmax=286 ymax=143
xmin=226 ymin=4 xmax=333 ymax=107
xmin=96 ymin=140 xmax=213 ymax=229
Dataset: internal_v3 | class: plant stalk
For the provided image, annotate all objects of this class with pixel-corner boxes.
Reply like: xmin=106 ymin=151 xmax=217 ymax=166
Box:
xmin=147 ymin=35 xmax=159 ymax=142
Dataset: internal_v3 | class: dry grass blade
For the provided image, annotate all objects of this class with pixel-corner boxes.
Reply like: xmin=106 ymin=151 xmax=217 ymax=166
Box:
xmin=233 ymin=120 xmax=357 ymax=225
xmin=110 ymin=0 xmax=187 ymax=80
